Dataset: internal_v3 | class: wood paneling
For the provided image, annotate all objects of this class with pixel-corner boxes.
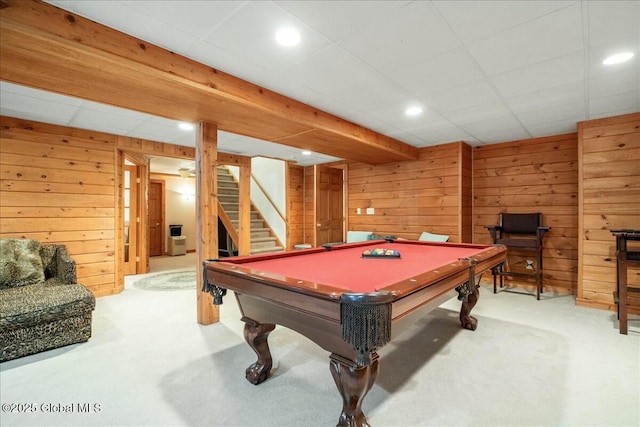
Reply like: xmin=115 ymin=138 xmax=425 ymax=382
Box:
xmin=0 ymin=116 xmax=118 ymax=296
xmin=303 ymin=166 xmax=315 ymax=245
xmin=0 ymin=0 xmax=418 ymax=165
xmin=287 ymin=163 xmax=305 ymax=249
xmin=347 ymin=142 xmax=468 ymax=241
xmin=1 ymin=115 xmax=211 ymax=298
xmin=577 ymin=112 xmax=640 ymax=310
xmin=195 ymin=121 xmax=219 ymax=324
xmin=473 ymin=133 xmax=579 ymax=294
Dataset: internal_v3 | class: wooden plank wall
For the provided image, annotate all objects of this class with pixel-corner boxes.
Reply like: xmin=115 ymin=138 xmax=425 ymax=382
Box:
xmin=460 ymin=142 xmax=473 ymax=243
xmin=303 ymin=166 xmax=315 ymax=245
xmin=287 ymin=163 xmax=305 ymax=249
xmin=0 ymin=116 xmax=118 ymax=296
xmin=473 ymin=133 xmax=579 ymax=293
xmin=347 ymin=142 xmax=466 ymax=241
xmin=577 ymin=112 xmax=640 ymax=310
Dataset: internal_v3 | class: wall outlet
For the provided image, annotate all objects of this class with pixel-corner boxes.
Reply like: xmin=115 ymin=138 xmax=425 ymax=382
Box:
xmin=526 ymin=260 xmax=534 ymax=270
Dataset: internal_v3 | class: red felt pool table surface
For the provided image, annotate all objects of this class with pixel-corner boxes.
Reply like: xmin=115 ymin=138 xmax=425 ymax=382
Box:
xmin=224 ymin=240 xmax=494 ymax=293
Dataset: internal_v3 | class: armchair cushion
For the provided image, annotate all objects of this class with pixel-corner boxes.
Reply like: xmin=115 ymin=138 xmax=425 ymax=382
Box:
xmin=418 ymin=231 xmax=450 ymax=242
xmin=346 ymin=231 xmax=373 ymax=243
xmin=500 ymin=213 xmax=542 ymax=234
xmin=0 ymin=239 xmax=45 ymax=289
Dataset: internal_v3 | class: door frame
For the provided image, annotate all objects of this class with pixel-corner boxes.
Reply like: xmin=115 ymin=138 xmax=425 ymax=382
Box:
xmin=119 ymin=152 xmax=149 ymax=281
xmin=149 ymin=179 xmax=166 ymax=257
xmin=313 ymin=164 xmax=346 ymax=246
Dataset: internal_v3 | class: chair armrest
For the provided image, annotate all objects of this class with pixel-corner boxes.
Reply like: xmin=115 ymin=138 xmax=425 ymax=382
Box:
xmin=537 ymin=226 xmax=550 ymax=242
xmin=486 ymin=225 xmax=501 ymax=243
xmin=55 ymin=246 xmax=78 ymax=284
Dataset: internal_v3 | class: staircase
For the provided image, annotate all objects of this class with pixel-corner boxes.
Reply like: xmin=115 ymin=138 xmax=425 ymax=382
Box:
xmin=217 ymin=166 xmax=284 ymax=255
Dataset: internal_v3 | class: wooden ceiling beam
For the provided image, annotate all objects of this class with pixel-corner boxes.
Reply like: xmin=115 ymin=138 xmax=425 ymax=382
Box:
xmin=0 ymin=0 xmax=419 ymax=165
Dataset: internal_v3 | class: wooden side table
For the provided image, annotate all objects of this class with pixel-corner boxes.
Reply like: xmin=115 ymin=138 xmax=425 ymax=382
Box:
xmin=611 ymin=229 xmax=640 ymax=334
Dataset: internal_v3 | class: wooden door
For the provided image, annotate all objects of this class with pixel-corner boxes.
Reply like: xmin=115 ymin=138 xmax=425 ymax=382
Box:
xmin=149 ymin=180 xmax=164 ymax=257
xmin=315 ymin=166 xmax=344 ymax=246
xmin=123 ymin=165 xmax=138 ymax=275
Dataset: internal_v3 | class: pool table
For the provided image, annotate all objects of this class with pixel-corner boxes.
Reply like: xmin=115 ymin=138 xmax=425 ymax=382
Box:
xmin=203 ymin=238 xmax=506 ymax=427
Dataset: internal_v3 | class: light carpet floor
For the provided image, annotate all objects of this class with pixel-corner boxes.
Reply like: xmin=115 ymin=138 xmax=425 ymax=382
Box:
xmin=1 ymin=254 xmax=638 ymax=427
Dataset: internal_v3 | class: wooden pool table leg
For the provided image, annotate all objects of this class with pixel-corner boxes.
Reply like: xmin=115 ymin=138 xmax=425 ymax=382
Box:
xmin=459 ymin=283 xmax=479 ymax=331
xmin=329 ymin=353 xmax=379 ymax=427
xmin=242 ymin=317 xmax=276 ymax=385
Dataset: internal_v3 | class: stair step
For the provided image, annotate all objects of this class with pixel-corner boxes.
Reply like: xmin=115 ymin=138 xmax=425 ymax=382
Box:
xmin=251 ymin=239 xmax=278 ymax=249
xmin=232 ymin=220 xmax=265 ymax=228
xmin=218 ymin=185 xmax=240 ymax=196
xmin=251 ymin=229 xmax=271 ymax=238
xmin=250 ymin=246 xmax=285 ymax=255
xmin=224 ymin=210 xmax=260 ymax=220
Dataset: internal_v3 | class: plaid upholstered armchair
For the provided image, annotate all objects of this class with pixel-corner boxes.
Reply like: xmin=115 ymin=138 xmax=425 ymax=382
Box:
xmin=0 ymin=239 xmax=96 ymax=362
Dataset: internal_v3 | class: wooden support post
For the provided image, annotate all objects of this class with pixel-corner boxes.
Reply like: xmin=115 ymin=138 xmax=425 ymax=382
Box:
xmin=238 ymin=163 xmax=252 ymax=256
xmin=196 ymin=121 xmax=219 ymax=325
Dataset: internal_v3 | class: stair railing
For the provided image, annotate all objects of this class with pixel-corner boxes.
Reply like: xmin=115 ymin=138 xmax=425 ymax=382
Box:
xmin=251 ymin=173 xmax=288 ymax=228
xmin=217 ymin=200 xmax=239 ymax=248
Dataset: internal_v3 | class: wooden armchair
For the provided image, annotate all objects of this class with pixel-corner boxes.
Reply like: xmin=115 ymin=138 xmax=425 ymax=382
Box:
xmin=611 ymin=230 xmax=640 ymax=334
xmin=487 ymin=213 xmax=550 ymax=300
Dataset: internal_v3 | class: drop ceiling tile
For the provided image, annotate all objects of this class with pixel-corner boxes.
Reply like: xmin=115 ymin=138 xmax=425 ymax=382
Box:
xmin=474 ymin=125 xmax=532 ymax=144
xmin=1 ymin=82 xmax=84 ymax=107
xmin=129 ymin=120 xmax=192 ymax=141
xmin=460 ymin=114 xmax=523 ymax=136
xmin=276 ymin=0 xmax=410 ymax=42
xmin=415 ymin=125 xmax=472 ymax=145
xmin=524 ymin=119 xmax=578 ymax=136
xmin=516 ymin=101 xmax=586 ymax=127
xmin=589 ymin=67 xmax=640 ymax=100
xmin=170 ymin=133 xmax=196 ymax=147
xmin=467 ymin=3 xmax=583 ymax=76
xmin=490 ymin=52 xmax=584 ymax=99
xmin=70 ymin=108 xmax=146 ymax=134
xmin=0 ymin=91 xmax=79 ymax=123
xmin=280 ymin=45 xmax=375 ymax=96
xmin=329 ymin=78 xmax=412 ymax=114
xmin=342 ymin=111 xmax=397 ymax=134
xmin=338 ymin=1 xmax=460 ymax=75
xmin=69 ymin=1 xmax=199 ymax=52
xmin=76 ymin=101 xmax=158 ymax=123
xmin=305 ymin=97 xmax=365 ymax=123
xmin=203 ymin=1 xmax=330 ymax=73
xmin=425 ymin=79 xmax=503 ymax=113
xmin=0 ymin=107 xmax=71 ymax=129
xmin=589 ymin=90 xmax=640 ymax=117
xmin=433 ymin=0 xmax=576 ymax=44
xmin=383 ymin=129 xmax=428 ymax=147
xmin=388 ymin=46 xmax=487 ymax=98
xmin=443 ymin=101 xmax=514 ymax=126
xmin=504 ymin=82 xmax=585 ymax=115
xmin=588 ymin=36 xmax=640 ymax=78
xmin=366 ymin=106 xmax=448 ymax=136
xmin=184 ymin=41 xmax=274 ymax=87
xmin=587 ymin=1 xmax=640 ymax=47
xmin=122 ymin=0 xmax=243 ymax=40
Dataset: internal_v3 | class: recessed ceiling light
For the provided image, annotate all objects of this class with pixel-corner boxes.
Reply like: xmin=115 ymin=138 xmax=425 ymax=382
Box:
xmin=603 ymin=52 xmax=634 ymax=65
xmin=275 ymin=28 xmax=301 ymax=47
xmin=178 ymin=122 xmax=194 ymax=131
xmin=301 ymin=150 xmax=312 ymax=155
xmin=405 ymin=106 xmax=423 ymax=116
